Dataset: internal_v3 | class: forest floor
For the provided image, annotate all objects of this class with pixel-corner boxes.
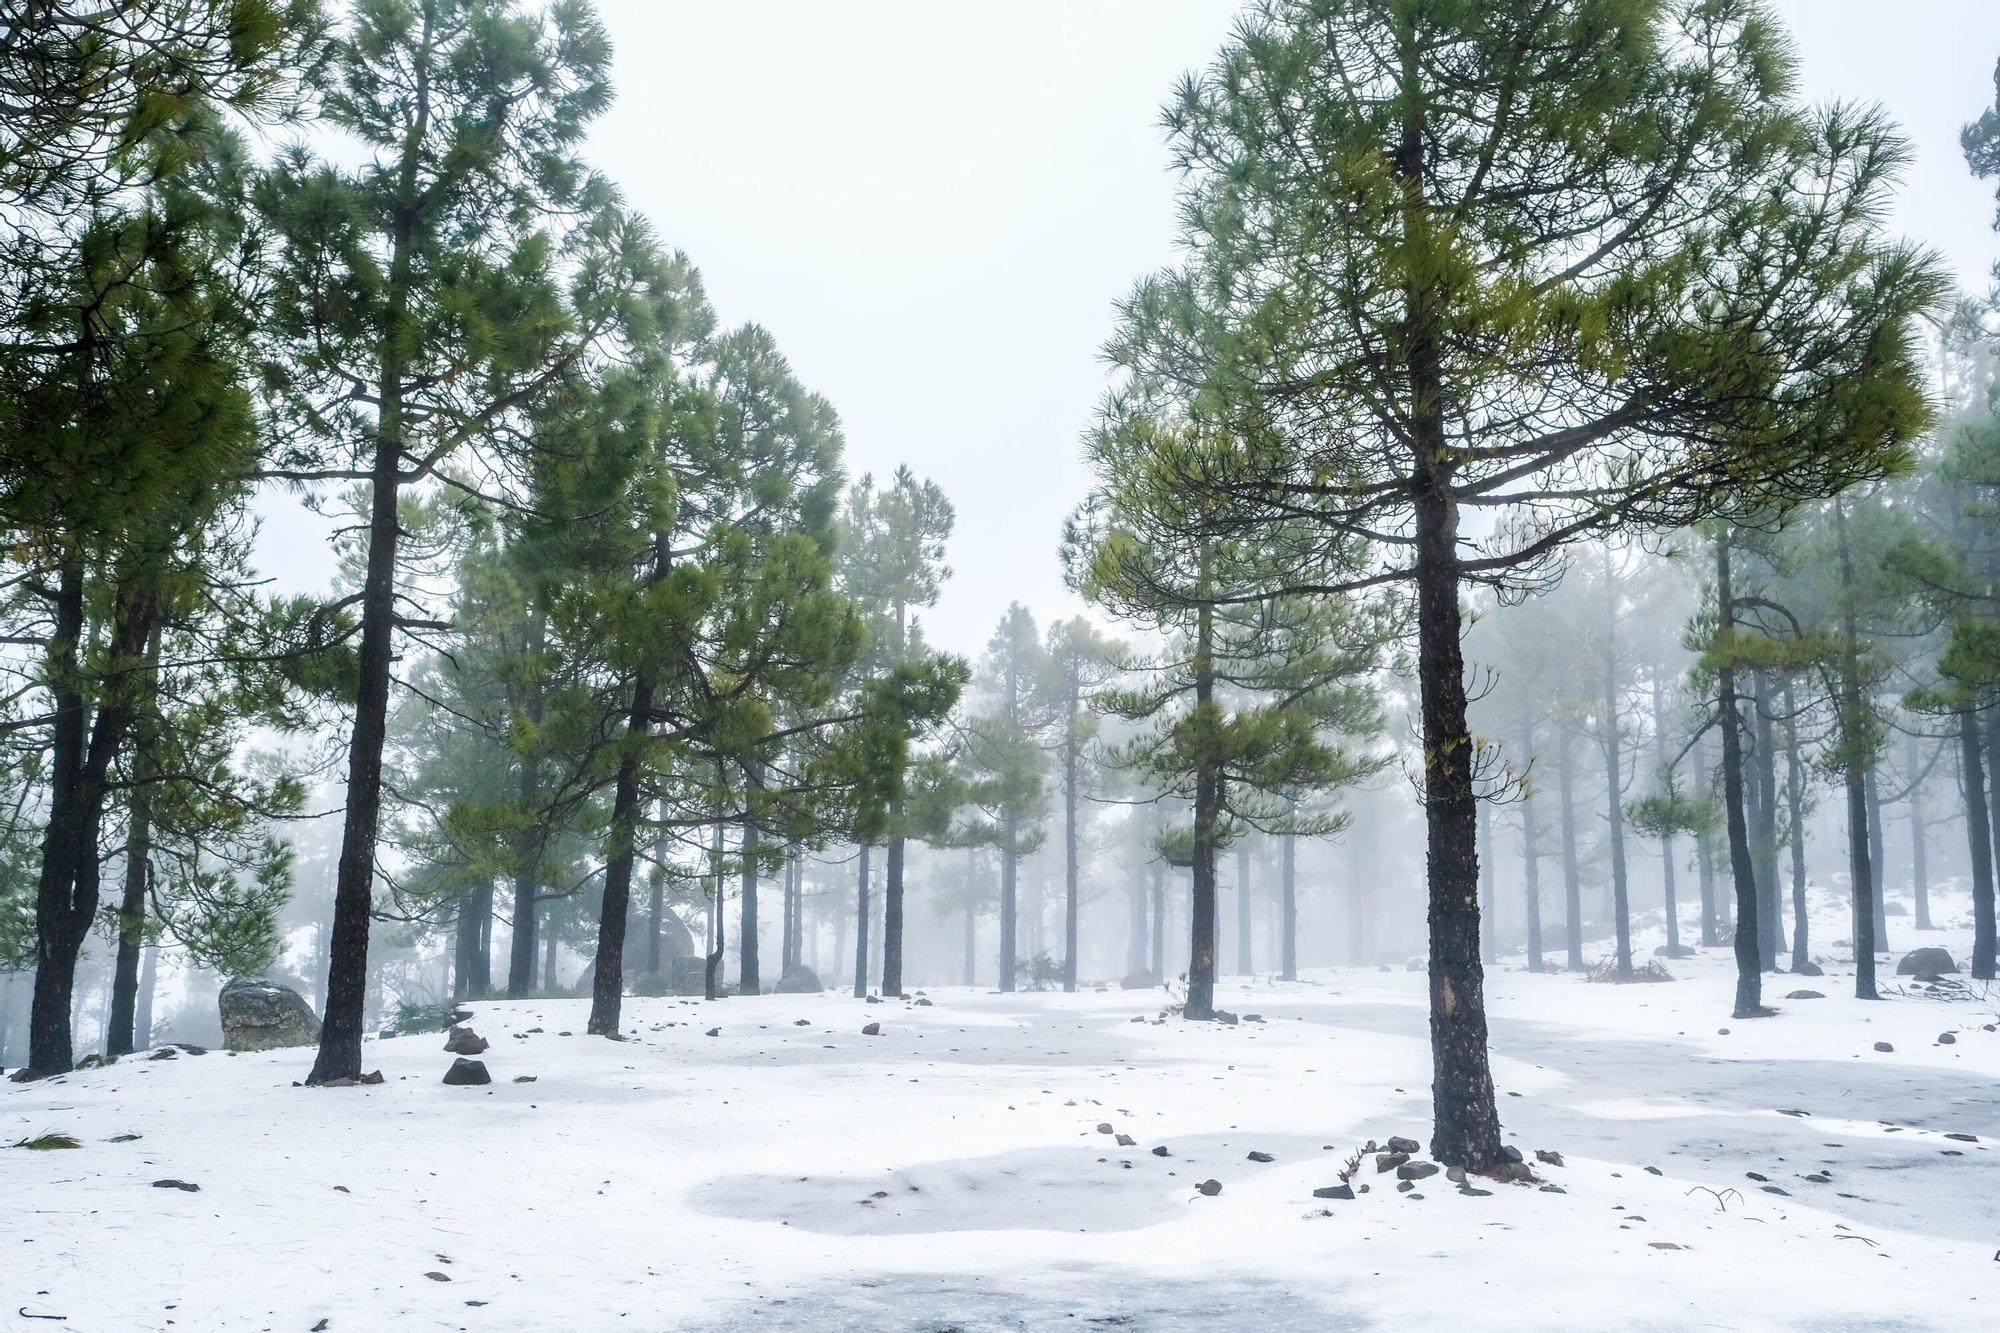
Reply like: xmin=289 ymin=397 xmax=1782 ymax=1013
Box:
xmin=5 ymin=886 xmax=1997 ymax=1333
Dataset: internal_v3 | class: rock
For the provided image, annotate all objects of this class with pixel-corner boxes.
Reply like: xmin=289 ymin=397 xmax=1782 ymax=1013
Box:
xmin=1247 ymin=1151 xmax=1275 ymax=1163
xmin=1537 ymin=1184 xmax=1564 ymax=1194
xmin=1937 ymin=1033 xmax=1957 ymax=1046
xmin=1196 ymin=1179 xmax=1222 ymax=1197
xmin=775 ymin=964 xmax=823 ymax=994
xmin=442 ymin=1058 xmax=491 ymax=1086
xmin=1120 ymin=969 xmax=1157 ymax=990
xmin=864 ymin=994 xmax=882 ymax=1005
xmin=8 ymin=1066 xmax=51 ymax=1083
xmin=1386 ymin=1136 xmax=1421 ymax=1154
xmin=1396 ymin=1179 xmax=1414 ymax=1192
xmin=1096 ymin=1122 xmax=1115 ymax=1134
xmin=219 ymin=977 xmax=321 ymax=1052
xmin=151 ymin=1179 xmax=200 ymax=1192
xmin=1374 ymin=1152 xmax=1410 ymax=1173
xmin=1792 ymin=960 xmax=1825 ymax=977
xmin=1313 ymin=1184 xmax=1355 ymax=1201
xmin=1214 ymin=1010 xmax=1239 ymax=1026
xmin=1499 ymin=1145 xmax=1524 ymax=1164
xmin=443 ymin=1026 xmax=488 ymax=1055
xmin=1944 ymin=1132 xmax=1979 ymax=1143
xmin=1397 ymin=1161 xmax=1439 ymax=1181
xmin=1895 ymin=946 xmax=1958 ymax=977
xmin=861 ymin=1021 xmax=882 ymax=1036
xmin=1759 ymin=1185 xmax=1790 ymax=1196
xmin=73 ymin=1053 xmax=105 ymax=1071
xmin=1446 ymin=1165 xmax=1467 ymax=1184
xmin=1497 ymin=1160 xmax=1534 ymax=1182
xmin=914 ymin=997 xmax=933 ymax=1007
xmin=1461 ymin=1185 xmax=1494 ymax=1197
xmin=704 ymin=1027 xmax=720 ymax=1037
xmin=1785 ymin=990 xmax=1824 ymax=1000
xmin=1884 ymin=901 xmax=1908 ymax=916
xmin=1872 ymin=1041 xmax=1894 ymax=1053
xmin=1243 ymin=1013 xmax=1265 ymax=1023
xmin=1116 ymin=1134 xmax=1136 ymax=1147
xmin=1644 ymin=1166 xmax=1663 ymax=1176
xmin=668 ymin=955 xmax=709 ymax=996
xmin=1152 ymin=1145 xmax=1171 ymax=1157
xmin=1535 ymin=1149 xmax=1565 ymax=1168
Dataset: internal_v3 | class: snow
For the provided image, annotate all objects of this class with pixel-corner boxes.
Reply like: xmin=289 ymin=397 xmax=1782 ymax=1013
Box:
xmin=6 ymin=887 xmax=1996 ymax=1332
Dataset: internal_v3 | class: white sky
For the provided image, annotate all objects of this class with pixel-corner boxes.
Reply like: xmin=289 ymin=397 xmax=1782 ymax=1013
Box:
xmin=257 ymin=1 xmax=2000 ymax=662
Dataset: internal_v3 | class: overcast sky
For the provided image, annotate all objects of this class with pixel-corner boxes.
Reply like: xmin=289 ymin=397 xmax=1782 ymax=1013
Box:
xmin=258 ymin=1 xmax=2000 ymax=664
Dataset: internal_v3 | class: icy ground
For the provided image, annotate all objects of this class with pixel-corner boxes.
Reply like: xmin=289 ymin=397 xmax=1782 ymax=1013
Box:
xmin=6 ymin=888 xmax=1997 ymax=1332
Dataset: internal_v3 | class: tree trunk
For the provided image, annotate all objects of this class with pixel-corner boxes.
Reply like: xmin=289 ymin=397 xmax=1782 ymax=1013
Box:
xmin=741 ymin=770 xmax=763 ymax=996
xmin=882 ymin=814 xmax=906 ymax=997
xmin=1062 ymin=694 xmax=1080 ymax=993
xmin=106 ymin=784 xmax=153 ymax=1058
xmin=1280 ymin=832 xmax=1298 ymax=981
xmin=1521 ymin=713 xmax=1545 ymax=971
xmin=1185 ymin=596 xmax=1220 ymax=1021
xmin=1963 ymin=709 xmax=1997 ymax=980
xmin=1717 ymin=534 xmax=1764 ymax=1018
xmin=1751 ymin=674 xmax=1782 ymax=970
xmin=1234 ymin=842 xmax=1252 ymax=975
xmin=1865 ymin=761 xmax=1888 ymax=952
xmin=1693 ymin=731 xmax=1720 ymax=946
xmin=1556 ymin=715 xmax=1584 ymax=971
xmin=852 ymin=843 xmax=871 ymax=999
xmin=1479 ymin=801 xmax=1497 ymax=965
xmin=133 ymin=944 xmax=157 ymax=1052
xmin=1347 ymin=829 xmax=1366 ymax=966
xmin=1782 ymin=677 xmax=1810 ymax=973
xmin=998 ymin=817 xmax=1018 ymax=993
xmin=586 ymin=676 xmax=653 ymax=1037
xmin=1150 ymin=859 xmax=1165 ymax=981
xmin=1908 ymin=734 xmax=1932 ymax=931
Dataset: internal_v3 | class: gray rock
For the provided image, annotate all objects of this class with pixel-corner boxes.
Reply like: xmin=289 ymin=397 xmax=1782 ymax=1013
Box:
xmin=1120 ymin=969 xmax=1157 ymax=990
xmin=1535 ymin=1149 xmax=1565 ymax=1168
xmin=1446 ymin=1165 xmax=1467 ymax=1184
xmin=1784 ymin=990 xmax=1824 ymax=1000
xmin=1896 ymin=946 xmax=1958 ymax=977
xmin=1397 ymin=1161 xmax=1439 ymax=1181
xmin=1196 ymin=1179 xmax=1222 ymax=1196
xmin=861 ymin=1021 xmax=881 ymax=1037
xmin=442 ymin=1058 xmax=490 ymax=1086
xmin=443 ymin=1026 xmax=488 ymax=1055
xmin=1374 ymin=1152 xmax=1410 ymax=1173
xmin=775 ymin=964 xmax=823 ymax=994
xmin=1151 ymin=1145 xmax=1171 ymax=1157
xmin=1792 ymin=960 xmax=1825 ymax=977
xmin=219 ymin=977 xmax=321 ymax=1052
xmin=1937 ymin=1032 xmax=1956 ymax=1045
xmin=1872 ymin=1041 xmax=1894 ymax=1053
xmin=1313 ymin=1184 xmax=1355 ymax=1201
xmin=1386 ymin=1136 xmax=1421 ymax=1154
xmin=1116 ymin=1134 xmax=1136 ymax=1147
xmin=669 ymin=955 xmax=710 ymax=996
xmin=1247 ymin=1151 xmax=1275 ymax=1163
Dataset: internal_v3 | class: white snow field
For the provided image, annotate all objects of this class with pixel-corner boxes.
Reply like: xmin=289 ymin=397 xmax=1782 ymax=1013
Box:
xmin=6 ymin=886 xmax=1996 ymax=1333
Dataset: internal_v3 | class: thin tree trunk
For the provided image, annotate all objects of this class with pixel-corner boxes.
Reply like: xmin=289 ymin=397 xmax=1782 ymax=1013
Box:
xmin=1693 ymin=732 xmax=1720 ymax=946
xmin=1751 ymin=674 xmax=1782 ymax=969
xmin=106 ymin=785 xmax=153 ymax=1058
xmin=1556 ymin=715 xmax=1584 ymax=971
xmin=1062 ymin=691 xmax=1080 ymax=993
xmin=1783 ymin=677 xmax=1810 ymax=973
xmin=586 ymin=675 xmax=654 ymax=1037
xmin=1521 ymin=713 xmax=1545 ymax=972
xmin=1865 ymin=761 xmax=1888 ymax=951
xmin=883 ymin=813 xmax=906 ymax=997
xmin=741 ymin=768 xmax=763 ymax=996
xmin=1150 ymin=858 xmax=1165 ymax=981
xmin=1909 ymin=734 xmax=1932 ymax=930
xmin=133 ymin=944 xmax=157 ymax=1052
xmin=1280 ymin=832 xmax=1298 ymax=981
xmin=1717 ymin=534 xmax=1765 ymax=1018
xmin=1235 ymin=842 xmax=1252 ymax=975
xmin=852 ymin=843 xmax=871 ymax=999
xmin=1963 ymin=709 xmax=1998 ymax=980
xmin=1347 ymin=829 xmax=1366 ymax=966
xmin=1186 ymin=594 xmax=1220 ymax=1021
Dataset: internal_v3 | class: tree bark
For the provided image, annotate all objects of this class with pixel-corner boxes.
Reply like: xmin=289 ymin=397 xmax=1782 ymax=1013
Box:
xmin=586 ymin=676 xmax=653 ymax=1037
xmin=1062 ymin=687 xmax=1080 ymax=993
xmin=882 ymin=814 xmax=906 ymax=997
xmin=1963 ymin=709 xmax=1997 ymax=980
xmin=1693 ymin=731 xmax=1721 ymax=946
xmin=1555 ymin=715 xmax=1584 ymax=971
xmin=851 ymin=843 xmax=871 ymax=998
xmin=106 ymin=790 xmax=152 ymax=1058
xmin=1908 ymin=734 xmax=1932 ymax=931
xmin=1234 ymin=842 xmax=1252 ymax=975
xmin=1521 ymin=713 xmax=1545 ymax=971
xmin=741 ymin=768 xmax=763 ymax=996
xmin=1782 ymin=677 xmax=1810 ymax=973
xmin=1717 ymin=534 xmax=1765 ymax=1018
xmin=1865 ymin=761 xmax=1888 ymax=952
xmin=1280 ymin=832 xmax=1298 ymax=981
xmin=1479 ymin=801 xmax=1497 ymax=965
xmin=1750 ymin=674 xmax=1782 ymax=970
xmin=1185 ymin=595 xmax=1220 ymax=1021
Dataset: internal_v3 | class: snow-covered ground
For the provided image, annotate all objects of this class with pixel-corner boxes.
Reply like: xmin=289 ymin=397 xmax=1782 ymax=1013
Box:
xmin=6 ymin=887 xmax=1997 ymax=1332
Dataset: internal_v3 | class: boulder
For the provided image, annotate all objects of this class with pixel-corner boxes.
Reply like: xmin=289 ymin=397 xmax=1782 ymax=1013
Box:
xmin=669 ymin=955 xmax=710 ymax=996
xmin=1397 ymin=1161 xmax=1439 ymax=1181
xmin=1119 ymin=969 xmax=1157 ymax=990
xmin=443 ymin=1026 xmax=488 ymax=1055
xmin=775 ymin=964 xmax=823 ymax=995
xmin=1896 ymin=946 xmax=1958 ymax=977
xmin=1792 ymin=960 xmax=1824 ymax=977
xmin=1784 ymin=990 xmax=1825 ymax=1001
xmin=442 ymin=1057 xmax=490 ymax=1086
xmin=219 ymin=977 xmax=320 ymax=1052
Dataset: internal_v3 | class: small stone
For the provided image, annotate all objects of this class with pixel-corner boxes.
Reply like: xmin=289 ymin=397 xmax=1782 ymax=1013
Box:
xmin=1397 ymin=1161 xmax=1439 ymax=1181
xmin=1375 ymin=1152 xmax=1410 ymax=1173
xmin=443 ymin=1026 xmax=488 ymax=1056
xmin=1116 ymin=1134 xmax=1136 ymax=1147
xmin=1396 ymin=1179 xmax=1414 ymax=1192
xmin=1872 ymin=1041 xmax=1894 ymax=1053
xmin=1746 ymin=1172 xmax=1769 ymax=1181
xmin=1537 ymin=1184 xmax=1565 ymax=1194
xmin=1386 ymin=1136 xmax=1421 ymax=1154
xmin=1937 ymin=1033 xmax=1957 ymax=1046
xmin=1096 ymin=1122 xmax=1115 ymax=1135
xmin=151 ymin=1179 xmax=200 ymax=1192
xmin=1152 ymin=1145 xmax=1171 ymax=1157
xmin=424 ymin=1271 xmax=451 ymax=1282
xmin=442 ymin=1058 xmax=490 ymax=1086
xmin=861 ymin=1022 xmax=881 ymax=1036
xmin=1499 ymin=1145 xmax=1524 ymax=1164
xmin=1644 ymin=1166 xmax=1663 ymax=1176
xmin=1313 ymin=1184 xmax=1355 ymax=1201
xmin=794 ymin=1019 xmax=810 ymax=1026
xmin=1944 ymin=1132 xmax=1978 ymax=1142
xmin=1535 ymin=1149 xmax=1565 ymax=1168
xmin=1649 ymin=1242 xmax=1684 ymax=1251
xmin=1214 ymin=1011 xmax=1239 ymax=1026
xmin=1760 ymin=1185 xmax=1790 ymax=1196
xmin=914 ymin=997 xmax=933 ymax=1007
xmin=1446 ymin=1165 xmax=1467 ymax=1184
xmin=1460 ymin=1185 xmax=1494 ymax=1197
xmin=1785 ymin=990 xmax=1824 ymax=1000
xmin=1196 ymin=1179 xmax=1222 ymax=1197
xmin=704 ymin=1027 xmax=720 ymax=1037
xmin=1247 ymin=1151 xmax=1275 ymax=1163
xmin=1497 ymin=1160 xmax=1534 ymax=1182
xmin=359 ymin=1070 xmax=385 ymax=1086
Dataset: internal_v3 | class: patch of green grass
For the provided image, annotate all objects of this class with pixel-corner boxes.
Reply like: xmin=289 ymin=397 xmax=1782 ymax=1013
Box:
xmin=13 ymin=1132 xmax=82 ymax=1151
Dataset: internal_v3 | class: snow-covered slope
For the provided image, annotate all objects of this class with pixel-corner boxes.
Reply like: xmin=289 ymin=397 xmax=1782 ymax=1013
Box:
xmin=6 ymin=890 xmax=1995 ymax=1332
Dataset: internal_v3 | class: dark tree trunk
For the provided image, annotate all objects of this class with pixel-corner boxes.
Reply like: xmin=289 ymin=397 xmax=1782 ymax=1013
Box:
xmin=1963 ymin=710 xmax=1998 ymax=980
xmin=1865 ymin=762 xmax=1888 ymax=951
xmin=1782 ymin=677 xmax=1810 ymax=973
xmin=452 ymin=885 xmax=481 ymax=999
xmin=1150 ymin=859 xmax=1165 ymax=981
xmin=998 ymin=819 xmax=1018 ymax=993
xmin=882 ymin=818 xmax=906 ymax=998
xmin=706 ymin=806 xmax=727 ymax=1002
xmin=1062 ymin=697 xmax=1080 ymax=993
xmin=741 ymin=772 xmax=763 ymax=996
xmin=1750 ymin=674 xmax=1782 ymax=970
xmin=1280 ymin=833 xmax=1298 ymax=981
xmin=1127 ymin=827 xmax=1149 ymax=975
xmin=1234 ymin=842 xmax=1252 ymax=975
xmin=1521 ymin=713 xmax=1545 ymax=972
xmin=541 ymin=907 xmax=557 ymax=990
xmin=1556 ymin=715 xmax=1584 ymax=971
xmin=106 ymin=786 xmax=153 ymax=1058
xmin=1833 ymin=502 xmax=1879 ymax=999
xmin=852 ymin=843 xmax=871 ymax=999
xmin=586 ymin=676 xmax=653 ymax=1037
xmin=1479 ymin=801 xmax=1496 ymax=965
xmin=1693 ymin=731 xmax=1721 ymax=946
xmin=133 ymin=944 xmax=157 ymax=1052
xmin=1185 ymin=597 xmax=1220 ymax=1021
xmin=1411 ymin=476 xmax=1502 ymax=1170
xmin=1717 ymin=535 xmax=1765 ymax=1018
xmin=1908 ymin=735 xmax=1932 ymax=930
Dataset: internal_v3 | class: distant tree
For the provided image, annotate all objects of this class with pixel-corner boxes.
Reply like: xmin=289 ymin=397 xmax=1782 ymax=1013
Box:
xmin=1042 ymin=616 xmax=1123 ymax=992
